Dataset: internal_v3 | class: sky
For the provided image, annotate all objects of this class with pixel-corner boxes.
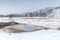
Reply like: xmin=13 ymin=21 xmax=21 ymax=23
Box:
xmin=0 ymin=0 xmax=60 ymax=15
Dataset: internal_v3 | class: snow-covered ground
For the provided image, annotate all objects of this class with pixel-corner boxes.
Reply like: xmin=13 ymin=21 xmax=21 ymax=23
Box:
xmin=0 ymin=17 xmax=60 ymax=40
xmin=0 ymin=30 xmax=60 ymax=40
xmin=0 ymin=17 xmax=60 ymax=28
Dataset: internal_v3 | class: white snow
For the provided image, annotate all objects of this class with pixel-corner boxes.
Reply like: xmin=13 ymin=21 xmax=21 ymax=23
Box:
xmin=0 ymin=17 xmax=60 ymax=28
xmin=0 ymin=17 xmax=60 ymax=40
xmin=13 ymin=17 xmax=60 ymax=28
xmin=49 ymin=9 xmax=60 ymax=18
xmin=0 ymin=30 xmax=60 ymax=40
xmin=0 ymin=17 xmax=10 ymax=22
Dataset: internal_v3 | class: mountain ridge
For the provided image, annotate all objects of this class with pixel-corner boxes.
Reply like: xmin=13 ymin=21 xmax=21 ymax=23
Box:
xmin=0 ymin=7 xmax=60 ymax=17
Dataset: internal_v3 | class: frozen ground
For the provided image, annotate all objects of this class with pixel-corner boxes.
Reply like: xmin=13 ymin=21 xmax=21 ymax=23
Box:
xmin=0 ymin=17 xmax=60 ymax=40
xmin=0 ymin=30 xmax=60 ymax=40
xmin=3 ymin=24 xmax=43 ymax=33
xmin=0 ymin=17 xmax=60 ymax=28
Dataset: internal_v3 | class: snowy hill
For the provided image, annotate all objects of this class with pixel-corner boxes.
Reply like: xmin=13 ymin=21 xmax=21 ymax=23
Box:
xmin=48 ymin=7 xmax=60 ymax=18
xmin=1 ymin=7 xmax=60 ymax=17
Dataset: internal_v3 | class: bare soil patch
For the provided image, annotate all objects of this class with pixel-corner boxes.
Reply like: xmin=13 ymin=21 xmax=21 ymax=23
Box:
xmin=0 ymin=22 xmax=19 ymax=29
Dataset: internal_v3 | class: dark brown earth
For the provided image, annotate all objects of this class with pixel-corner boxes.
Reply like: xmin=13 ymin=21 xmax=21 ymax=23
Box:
xmin=0 ymin=22 xmax=50 ymax=33
xmin=0 ymin=22 xmax=19 ymax=29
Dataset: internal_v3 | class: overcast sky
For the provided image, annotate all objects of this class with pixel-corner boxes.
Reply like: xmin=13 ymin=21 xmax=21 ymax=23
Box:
xmin=0 ymin=0 xmax=60 ymax=15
